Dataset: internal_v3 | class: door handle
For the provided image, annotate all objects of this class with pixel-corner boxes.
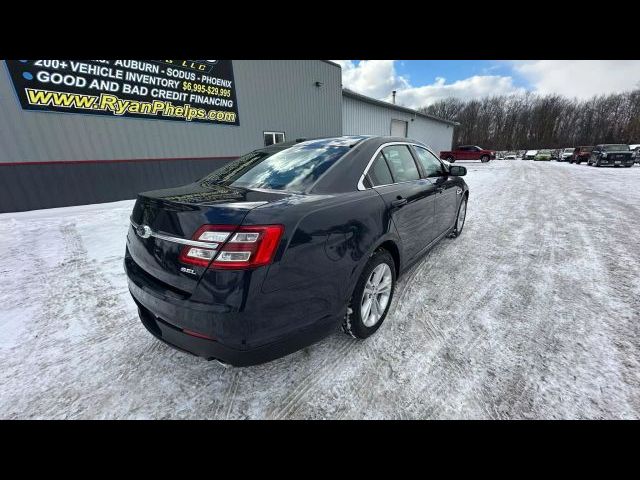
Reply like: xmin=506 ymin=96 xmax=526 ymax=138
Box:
xmin=391 ymin=198 xmax=408 ymax=208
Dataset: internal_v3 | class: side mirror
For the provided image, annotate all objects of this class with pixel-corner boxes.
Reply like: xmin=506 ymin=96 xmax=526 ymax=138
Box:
xmin=449 ymin=165 xmax=467 ymax=176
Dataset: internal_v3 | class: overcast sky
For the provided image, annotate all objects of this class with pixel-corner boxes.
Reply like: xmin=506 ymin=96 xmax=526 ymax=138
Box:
xmin=333 ymin=60 xmax=640 ymax=109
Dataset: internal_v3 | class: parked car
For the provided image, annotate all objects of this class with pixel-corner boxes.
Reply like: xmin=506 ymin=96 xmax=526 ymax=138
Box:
xmin=124 ymin=136 xmax=470 ymax=366
xmin=587 ymin=144 xmax=634 ymax=167
xmin=534 ymin=150 xmax=552 ymax=161
xmin=558 ymin=148 xmax=575 ymax=162
xmin=569 ymin=146 xmax=593 ymax=164
xmin=505 ymin=153 xmax=517 ymax=160
xmin=439 ymin=145 xmax=496 ymax=163
xmin=523 ymin=150 xmax=538 ymax=160
xmin=629 ymin=144 xmax=640 ymax=164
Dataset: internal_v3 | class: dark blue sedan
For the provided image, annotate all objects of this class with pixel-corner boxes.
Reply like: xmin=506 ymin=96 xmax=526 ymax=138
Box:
xmin=125 ymin=135 xmax=470 ymax=366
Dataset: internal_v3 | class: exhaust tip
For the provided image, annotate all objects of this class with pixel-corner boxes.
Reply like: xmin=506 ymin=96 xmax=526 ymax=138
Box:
xmin=212 ymin=358 xmax=231 ymax=369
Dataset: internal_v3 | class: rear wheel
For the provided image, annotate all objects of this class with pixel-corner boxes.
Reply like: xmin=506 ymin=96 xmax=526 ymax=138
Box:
xmin=446 ymin=155 xmax=455 ymax=163
xmin=480 ymin=155 xmax=490 ymax=163
xmin=342 ymin=250 xmax=396 ymax=339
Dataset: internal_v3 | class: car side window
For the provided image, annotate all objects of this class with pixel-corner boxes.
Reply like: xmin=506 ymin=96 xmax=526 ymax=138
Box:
xmin=382 ymin=145 xmax=420 ymax=183
xmin=414 ymin=146 xmax=445 ymax=177
xmin=367 ymin=152 xmax=394 ymax=187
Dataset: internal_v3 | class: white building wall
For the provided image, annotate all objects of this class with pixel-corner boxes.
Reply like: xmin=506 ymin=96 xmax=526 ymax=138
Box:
xmin=342 ymin=94 xmax=454 ymax=154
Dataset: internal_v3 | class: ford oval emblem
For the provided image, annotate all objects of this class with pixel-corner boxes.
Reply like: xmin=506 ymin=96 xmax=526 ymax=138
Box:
xmin=136 ymin=225 xmax=152 ymax=239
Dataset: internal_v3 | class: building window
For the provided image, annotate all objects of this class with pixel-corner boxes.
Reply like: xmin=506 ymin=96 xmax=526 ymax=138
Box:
xmin=264 ymin=131 xmax=286 ymax=146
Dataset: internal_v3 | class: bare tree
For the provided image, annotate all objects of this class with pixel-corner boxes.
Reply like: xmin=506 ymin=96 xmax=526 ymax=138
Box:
xmin=419 ymin=89 xmax=640 ymax=149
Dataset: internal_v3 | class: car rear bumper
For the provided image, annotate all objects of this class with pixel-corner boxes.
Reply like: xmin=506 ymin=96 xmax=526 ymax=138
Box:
xmin=596 ymin=160 xmax=634 ymax=166
xmin=132 ymin=293 xmax=336 ymax=366
xmin=125 ymin=251 xmax=340 ymax=366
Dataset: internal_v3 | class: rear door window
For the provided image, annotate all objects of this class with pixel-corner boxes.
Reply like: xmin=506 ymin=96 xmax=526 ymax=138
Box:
xmin=381 ymin=145 xmax=420 ymax=183
xmin=367 ymin=153 xmax=394 ymax=186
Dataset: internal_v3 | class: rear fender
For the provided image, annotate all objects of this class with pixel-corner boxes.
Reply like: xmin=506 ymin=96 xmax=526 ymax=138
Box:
xmin=343 ymin=229 xmax=403 ymax=304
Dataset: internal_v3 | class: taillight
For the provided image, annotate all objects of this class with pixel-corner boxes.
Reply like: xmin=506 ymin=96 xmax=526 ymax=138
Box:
xmin=178 ymin=224 xmax=284 ymax=270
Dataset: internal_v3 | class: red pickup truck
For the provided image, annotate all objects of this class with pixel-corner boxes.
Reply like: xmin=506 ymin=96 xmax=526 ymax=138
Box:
xmin=440 ymin=145 xmax=496 ymax=163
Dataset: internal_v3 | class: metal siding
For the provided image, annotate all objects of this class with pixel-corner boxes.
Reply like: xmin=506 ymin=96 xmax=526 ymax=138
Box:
xmin=0 ymin=159 xmax=236 ymax=213
xmin=0 ymin=60 xmax=342 ymax=163
xmin=0 ymin=60 xmax=342 ymax=211
xmin=342 ymin=95 xmax=454 ymax=154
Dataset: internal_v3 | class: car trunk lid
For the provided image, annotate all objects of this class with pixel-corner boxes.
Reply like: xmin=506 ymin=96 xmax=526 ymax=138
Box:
xmin=127 ymin=182 xmax=290 ymax=295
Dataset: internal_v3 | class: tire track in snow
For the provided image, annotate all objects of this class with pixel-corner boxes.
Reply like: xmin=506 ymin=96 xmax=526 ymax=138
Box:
xmin=268 ymin=337 xmax=357 ymax=419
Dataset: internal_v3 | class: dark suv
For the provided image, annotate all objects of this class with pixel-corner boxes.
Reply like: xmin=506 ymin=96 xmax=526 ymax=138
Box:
xmin=569 ymin=146 xmax=593 ymax=164
xmin=587 ymin=144 xmax=634 ymax=167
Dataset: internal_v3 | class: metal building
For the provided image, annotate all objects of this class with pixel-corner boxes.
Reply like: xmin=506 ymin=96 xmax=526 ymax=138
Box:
xmin=342 ymin=88 xmax=457 ymax=154
xmin=0 ymin=60 xmax=455 ymax=213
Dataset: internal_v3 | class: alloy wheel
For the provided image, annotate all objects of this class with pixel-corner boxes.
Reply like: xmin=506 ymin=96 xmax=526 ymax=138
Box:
xmin=360 ymin=263 xmax=393 ymax=327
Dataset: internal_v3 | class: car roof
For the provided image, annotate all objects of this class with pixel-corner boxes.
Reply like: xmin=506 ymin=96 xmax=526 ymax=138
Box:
xmin=255 ymin=135 xmax=372 ymax=155
xmin=244 ymin=135 xmax=435 ymax=195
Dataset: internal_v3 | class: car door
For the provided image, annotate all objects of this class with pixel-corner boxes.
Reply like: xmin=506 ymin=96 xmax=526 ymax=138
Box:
xmin=365 ymin=144 xmax=437 ymax=261
xmin=457 ymin=146 xmax=469 ymax=160
xmin=413 ymin=145 xmax=460 ymax=237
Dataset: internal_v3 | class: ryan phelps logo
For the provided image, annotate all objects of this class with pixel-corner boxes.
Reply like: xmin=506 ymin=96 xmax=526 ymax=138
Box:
xmin=24 ymin=88 xmax=237 ymax=123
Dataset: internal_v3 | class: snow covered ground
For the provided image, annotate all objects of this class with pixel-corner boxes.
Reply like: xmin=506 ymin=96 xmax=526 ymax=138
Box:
xmin=1 ymin=160 xmax=639 ymax=419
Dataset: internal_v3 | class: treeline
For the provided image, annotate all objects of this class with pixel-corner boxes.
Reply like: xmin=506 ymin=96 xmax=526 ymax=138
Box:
xmin=420 ymin=90 xmax=640 ymax=150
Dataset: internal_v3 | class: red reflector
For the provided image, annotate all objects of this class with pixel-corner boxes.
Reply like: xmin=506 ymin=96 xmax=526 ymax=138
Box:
xmin=183 ymin=328 xmax=215 ymax=340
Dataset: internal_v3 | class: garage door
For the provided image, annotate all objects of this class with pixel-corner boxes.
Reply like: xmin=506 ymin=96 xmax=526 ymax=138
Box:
xmin=390 ymin=119 xmax=408 ymax=137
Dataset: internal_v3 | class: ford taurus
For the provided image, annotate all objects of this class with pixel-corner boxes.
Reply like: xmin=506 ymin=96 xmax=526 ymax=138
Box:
xmin=124 ymin=136 xmax=469 ymax=366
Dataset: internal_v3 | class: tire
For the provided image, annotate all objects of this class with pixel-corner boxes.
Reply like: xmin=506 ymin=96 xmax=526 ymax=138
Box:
xmin=450 ymin=195 xmax=467 ymax=238
xmin=595 ymin=159 xmax=601 ymax=167
xmin=342 ymin=249 xmax=396 ymax=339
xmin=480 ymin=155 xmax=490 ymax=163
xmin=446 ymin=155 xmax=455 ymax=163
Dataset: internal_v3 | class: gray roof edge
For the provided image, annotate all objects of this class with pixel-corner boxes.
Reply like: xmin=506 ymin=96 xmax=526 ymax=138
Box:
xmin=321 ymin=60 xmax=342 ymax=68
xmin=342 ymin=88 xmax=460 ymax=126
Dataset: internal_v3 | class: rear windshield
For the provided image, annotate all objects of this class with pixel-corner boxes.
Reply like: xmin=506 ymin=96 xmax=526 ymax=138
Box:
xmin=199 ymin=140 xmax=350 ymax=193
xmin=601 ymin=144 xmax=629 ymax=151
